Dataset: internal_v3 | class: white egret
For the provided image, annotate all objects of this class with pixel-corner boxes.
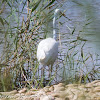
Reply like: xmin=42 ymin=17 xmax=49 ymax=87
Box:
xmin=37 ymin=9 xmax=64 ymax=77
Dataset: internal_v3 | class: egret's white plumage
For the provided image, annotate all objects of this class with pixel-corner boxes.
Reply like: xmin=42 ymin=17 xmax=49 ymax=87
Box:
xmin=37 ymin=9 xmax=62 ymax=70
xmin=37 ymin=38 xmax=58 ymax=66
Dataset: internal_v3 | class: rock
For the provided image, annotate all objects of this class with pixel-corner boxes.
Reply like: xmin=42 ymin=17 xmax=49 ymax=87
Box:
xmin=30 ymin=88 xmax=38 ymax=91
xmin=54 ymin=85 xmax=65 ymax=92
xmin=66 ymin=83 xmax=79 ymax=88
xmin=17 ymin=96 xmax=34 ymax=100
xmin=65 ymin=97 xmax=70 ymax=100
xmin=49 ymin=86 xmax=54 ymax=92
xmin=55 ymin=98 xmax=62 ymax=100
xmin=0 ymin=80 xmax=100 ymax=100
xmin=43 ymin=86 xmax=50 ymax=92
xmin=57 ymin=83 xmax=65 ymax=87
xmin=25 ymin=90 xmax=36 ymax=95
xmin=23 ymin=97 xmax=34 ymax=100
xmin=9 ymin=90 xmax=18 ymax=94
xmin=93 ymin=87 xmax=100 ymax=92
xmin=51 ymin=91 xmax=68 ymax=98
xmin=46 ymin=86 xmax=50 ymax=88
xmin=66 ymin=84 xmax=75 ymax=88
xmin=85 ymin=83 xmax=93 ymax=88
xmin=77 ymin=93 xmax=86 ymax=100
xmin=15 ymin=93 xmax=25 ymax=97
xmin=55 ymin=98 xmax=65 ymax=100
xmin=55 ymin=97 xmax=69 ymax=100
xmin=86 ymin=80 xmax=100 ymax=87
xmin=90 ymin=80 xmax=100 ymax=84
xmin=92 ymin=81 xmax=100 ymax=87
xmin=34 ymin=97 xmax=40 ymax=100
xmin=36 ymin=89 xmax=46 ymax=96
xmin=18 ymin=88 xmax=27 ymax=93
xmin=97 ymin=97 xmax=100 ymax=100
xmin=40 ymin=95 xmax=54 ymax=100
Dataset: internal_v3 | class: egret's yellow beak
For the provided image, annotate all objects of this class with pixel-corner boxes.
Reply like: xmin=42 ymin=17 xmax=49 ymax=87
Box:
xmin=61 ymin=12 xmax=70 ymax=20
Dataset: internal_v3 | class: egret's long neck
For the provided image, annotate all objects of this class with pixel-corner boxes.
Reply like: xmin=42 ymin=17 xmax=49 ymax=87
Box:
xmin=53 ymin=15 xmax=57 ymax=40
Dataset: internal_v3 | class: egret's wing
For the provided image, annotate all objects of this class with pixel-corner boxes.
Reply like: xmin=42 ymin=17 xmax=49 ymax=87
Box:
xmin=37 ymin=38 xmax=58 ymax=65
xmin=47 ymin=44 xmax=58 ymax=65
xmin=37 ymin=40 xmax=49 ymax=62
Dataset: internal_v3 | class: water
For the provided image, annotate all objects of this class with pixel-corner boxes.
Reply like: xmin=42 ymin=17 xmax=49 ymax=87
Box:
xmin=54 ymin=0 xmax=100 ymax=81
xmin=1 ymin=0 xmax=100 ymax=55
xmin=0 ymin=0 xmax=100 ymax=85
xmin=62 ymin=0 xmax=100 ymax=55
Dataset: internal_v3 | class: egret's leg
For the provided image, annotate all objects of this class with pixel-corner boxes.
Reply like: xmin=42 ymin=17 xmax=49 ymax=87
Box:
xmin=41 ymin=65 xmax=45 ymax=79
xmin=41 ymin=65 xmax=46 ymax=86
xmin=49 ymin=65 xmax=53 ymax=78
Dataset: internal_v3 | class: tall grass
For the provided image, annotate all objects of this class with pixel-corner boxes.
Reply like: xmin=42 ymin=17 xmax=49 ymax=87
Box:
xmin=0 ymin=0 xmax=99 ymax=91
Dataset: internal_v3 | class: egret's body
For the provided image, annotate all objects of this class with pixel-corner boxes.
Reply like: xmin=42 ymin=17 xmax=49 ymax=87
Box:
xmin=37 ymin=38 xmax=58 ymax=66
xmin=37 ymin=9 xmax=63 ymax=76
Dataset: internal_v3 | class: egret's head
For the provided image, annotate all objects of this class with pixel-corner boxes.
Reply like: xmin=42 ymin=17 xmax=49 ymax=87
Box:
xmin=54 ymin=9 xmax=66 ymax=17
xmin=54 ymin=9 xmax=61 ymax=16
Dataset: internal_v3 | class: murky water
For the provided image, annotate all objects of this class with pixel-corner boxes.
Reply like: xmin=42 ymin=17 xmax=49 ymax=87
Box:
xmin=0 ymin=0 xmax=100 ymax=83
xmin=62 ymin=0 xmax=100 ymax=55
xmin=1 ymin=0 xmax=100 ymax=55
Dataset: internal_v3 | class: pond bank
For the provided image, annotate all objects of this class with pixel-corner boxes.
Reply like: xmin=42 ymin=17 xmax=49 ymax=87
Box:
xmin=0 ymin=80 xmax=100 ymax=100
